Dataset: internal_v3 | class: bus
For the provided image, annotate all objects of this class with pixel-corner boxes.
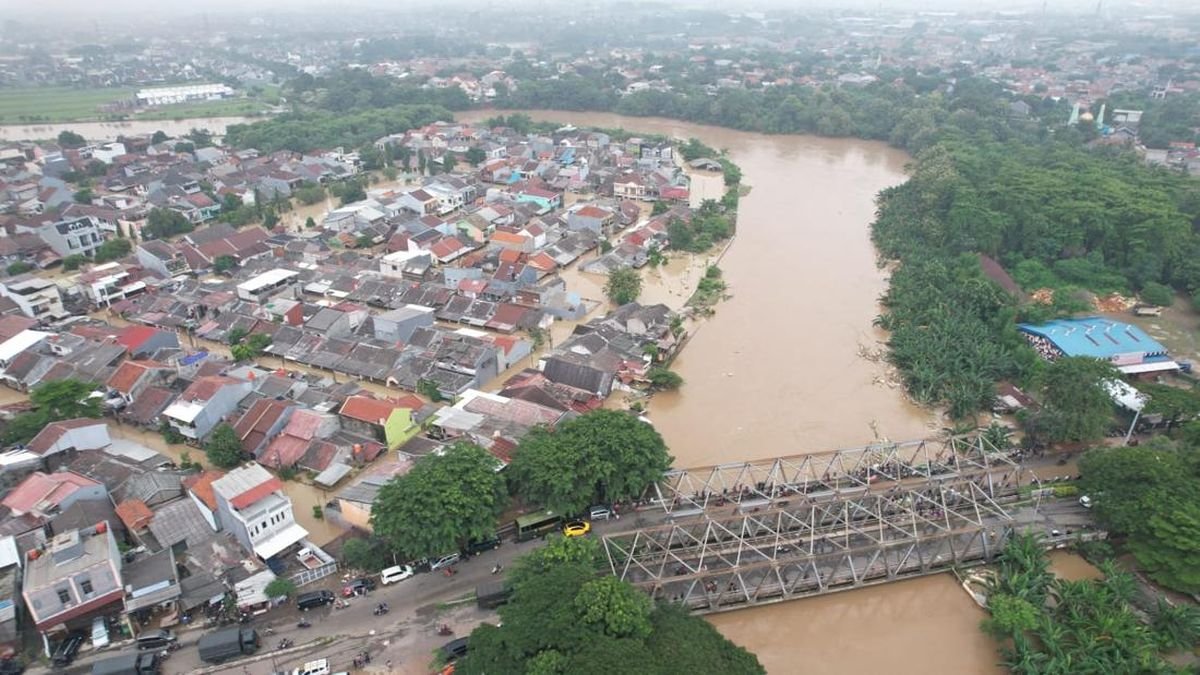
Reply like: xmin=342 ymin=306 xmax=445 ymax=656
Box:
xmin=514 ymin=510 xmax=561 ymax=541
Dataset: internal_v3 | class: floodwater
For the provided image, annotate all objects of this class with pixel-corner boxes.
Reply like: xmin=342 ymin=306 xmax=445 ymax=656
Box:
xmin=459 ymin=110 xmax=981 ymax=675
xmin=1048 ymin=551 xmax=1103 ymax=581
xmin=0 ymin=116 xmax=252 ymax=142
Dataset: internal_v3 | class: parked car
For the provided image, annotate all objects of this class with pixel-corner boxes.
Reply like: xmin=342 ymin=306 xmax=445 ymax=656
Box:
xmin=588 ymin=505 xmax=613 ymax=521
xmin=296 ymin=590 xmax=335 ymax=610
xmin=430 ymin=553 xmax=461 ymax=571
xmin=461 ymin=535 xmax=502 ymax=557
xmin=342 ymin=578 xmax=376 ymax=597
xmin=439 ymin=637 xmax=470 ymax=663
xmin=380 ymin=565 xmax=414 ymax=585
xmin=52 ymin=633 xmax=85 ymax=667
xmin=562 ymin=520 xmax=591 ymax=537
xmin=1079 ymin=495 xmax=1093 ymax=508
xmin=135 ymin=629 xmax=176 ymax=650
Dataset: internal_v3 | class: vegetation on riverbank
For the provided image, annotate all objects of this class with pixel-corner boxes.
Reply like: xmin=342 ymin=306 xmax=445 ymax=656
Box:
xmin=457 ymin=537 xmax=764 ymax=674
xmin=980 ymin=533 xmax=1197 ymax=673
xmin=224 ymin=104 xmax=452 ymax=153
xmin=1079 ymin=437 xmax=1200 ymax=594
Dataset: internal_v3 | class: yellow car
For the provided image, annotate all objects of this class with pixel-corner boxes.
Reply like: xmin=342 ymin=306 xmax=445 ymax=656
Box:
xmin=563 ymin=520 xmax=591 ymax=537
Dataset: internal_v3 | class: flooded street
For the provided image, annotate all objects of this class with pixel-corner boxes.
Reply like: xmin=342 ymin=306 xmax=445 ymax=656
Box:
xmin=460 ymin=110 xmax=984 ymax=674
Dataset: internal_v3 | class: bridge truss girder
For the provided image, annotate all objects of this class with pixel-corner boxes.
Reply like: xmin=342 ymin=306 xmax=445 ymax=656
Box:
xmin=644 ymin=435 xmax=1022 ymax=515
xmin=605 ymin=482 xmax=1013 ymax=614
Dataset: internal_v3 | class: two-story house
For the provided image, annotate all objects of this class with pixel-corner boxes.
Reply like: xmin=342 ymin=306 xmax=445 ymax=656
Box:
xmin=162 ymin=376 xmax=252 ymax=441
xmin=613 ymin=174 xmax=653 ymax=201
xmin=38 ymin=216 xmax=106 ymax=257
xmin=210 ymin=463 xmax=308 ymax=561
xmin=0 ymin=276 xmax=66 ymax=320
xmin=105 ymin=360 xmax=171 ymax=407
xmin=23 ymin=525 xmax=123 ymax=652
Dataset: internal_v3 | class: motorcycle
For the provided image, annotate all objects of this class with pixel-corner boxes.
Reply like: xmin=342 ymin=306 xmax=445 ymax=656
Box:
xmin=437 ymin=624 xmax=453 ymax=636
xmin=297 ymin=618 xmax=312 ymax=628
xmin=374 ymin=603 xmax=390 ymax=616
xmin=277 ymin=638 xmax=293 ymax=650
xmin=490 ymin=564 xmax=503 ymax=575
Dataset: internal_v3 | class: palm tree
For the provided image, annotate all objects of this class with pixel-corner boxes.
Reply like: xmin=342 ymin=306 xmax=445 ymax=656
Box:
xmin=1150 ymin=598 xmax=1200 ymax=650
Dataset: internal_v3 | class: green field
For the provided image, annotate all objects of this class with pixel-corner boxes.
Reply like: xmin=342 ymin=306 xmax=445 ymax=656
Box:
xmin=0 ymin=86 xmax=277 ymax=124
xmin=0 ymin=86 xmax=136 ymax=123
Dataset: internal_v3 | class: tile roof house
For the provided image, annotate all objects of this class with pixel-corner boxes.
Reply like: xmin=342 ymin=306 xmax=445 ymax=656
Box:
xmin=2 ymin=471 xmax=106 ymax=518
xmin=259 ymin=409 xmax=339 ymax=468
xmin=232 ymin=398 xmax=296 ymax=458
xmin=26 ymin=419 xmax=111 ymax=458
xmin=115 ymin=325 xmax=179 ymax=358
xmin=105 ymin=359 xmax=171 ymax=404
xmin=181 ymin=469 xmax=224 ymax=532
xmin=163 ymin=375 xmax=252 ymax=441
xmin=211 ymin=463 xmax=307 ymax=560
xmin=338 ymin=394 xmax=424 ymax=450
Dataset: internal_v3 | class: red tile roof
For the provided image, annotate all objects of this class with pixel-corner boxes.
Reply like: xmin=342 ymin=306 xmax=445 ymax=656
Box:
xmin=339 ymin=395 xmax=419 ymax=425
xmin=0 ymin=315 xmax=36 ymax=341
xmin=229 ymin=476 xmax=284 ymax=509
xmin=574 ymin=205 xmax=610 ymax=219
xmin=1 ymin=471 xmax=101 ymax=515
xmin=106 ymin=359 xmax=166 ymax=395
xmin=233 ymin=398 xmax=293 ymax=453
xmin=115 ymin=499 xmax=154 ymax=531
xmin=180 ymin=375 xmax=241 ymax=402
xmin=182 ymin=469 xmax=224 ymax=511
xmin=261 ymin=435 xmax=309 ymax=468
xmin=27 ymin=418 xmax=107 ymax=455
xmin=116 ymin=325 xmax=159 ymax=352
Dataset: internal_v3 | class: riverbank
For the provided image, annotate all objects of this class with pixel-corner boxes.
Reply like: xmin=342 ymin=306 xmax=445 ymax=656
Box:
xmin=0 ymin=116 xmax=253 ymax=142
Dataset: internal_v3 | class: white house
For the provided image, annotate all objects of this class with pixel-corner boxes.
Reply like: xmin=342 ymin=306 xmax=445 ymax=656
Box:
xmin=0 ymin=276 xmax=66 ymax=320
xmin=211 ymin=463 xmax=308 ymax=561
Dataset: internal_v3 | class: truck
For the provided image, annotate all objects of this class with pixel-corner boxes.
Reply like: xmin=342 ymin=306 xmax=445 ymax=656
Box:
xmin=198 ymin=627 xmax=259 ymax=664
xmin=92 ymin=652 xmax=160 ymax=675
xmin=476 ymin=581 xmax=512 ymax=609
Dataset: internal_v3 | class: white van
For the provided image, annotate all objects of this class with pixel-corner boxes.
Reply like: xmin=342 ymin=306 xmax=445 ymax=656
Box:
xmin=380 ymin=564 xmax=414 ymax=585
xmin=291 ymin=658 xmax=330 ymax=675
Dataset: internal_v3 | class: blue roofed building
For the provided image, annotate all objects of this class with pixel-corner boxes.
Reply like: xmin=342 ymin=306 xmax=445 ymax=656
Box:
xmin=1018 ymin=317 xmax=1179 ymax=376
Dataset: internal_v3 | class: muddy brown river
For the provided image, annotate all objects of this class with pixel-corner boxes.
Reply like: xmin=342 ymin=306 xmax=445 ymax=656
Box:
xmin=461 ymin=110 xmax=1004 ymax=673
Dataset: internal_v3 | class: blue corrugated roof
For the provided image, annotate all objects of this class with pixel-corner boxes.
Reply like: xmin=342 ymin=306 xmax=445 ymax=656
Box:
xmin=1018 ymin=317 xmax=1167 ymax=359
xmin=179 ymin=351 xmax=209 ymax=366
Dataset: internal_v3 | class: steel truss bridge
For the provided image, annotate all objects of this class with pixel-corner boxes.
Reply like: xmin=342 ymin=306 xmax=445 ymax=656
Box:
xmin=640 ymin=436 xmax=1022 ymax=516
xmin=605 ymin=437 xmax=1025 ymax=614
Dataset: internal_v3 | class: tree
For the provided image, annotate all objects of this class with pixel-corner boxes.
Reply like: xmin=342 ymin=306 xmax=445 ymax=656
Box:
xmin=341 ymin=537 xmax=394 ymax=572
xmin=1 ymin=411 xmax=50 ymax=445
xmin=1141 ymin=282 xmax=1174 ymax=307
xmin=457 ymin=536 xmax=763 ymax=675
xmin=294 ymin=184 xmax=326 ymax=206
xmin=370 ymin=443 xmax=508 ymax=559
xmin=62 ymin=254 xmax=87 ymax=271
xmin=151 ymin=130 xmax=168 ymax=144
xmin=574 ymin=577 xmax=653 ymax=639
xmin=204 ymin=423 xmax=245 ymax=469
xmin=604 ymin=267 xmax=642 ymax=305
xmin=31 ymin=379 xmax=100 ymax=420
xmin=142 ymin=208 xmax=194 ymax=240
xmin=264 ymin=578 xmax=296 ymax=599
xmin=213 ymin=255 xmax=237 ymax=273
xmin=6 ymin=262 xmax=32 ymax=276
xmin=1079 ymin=439 xmax=1200 ymax=593
xmin=304 ymin=216 xmax=317 ymax=229
xmin=465 ymin=147 xmax=486 ymax=165
xmin=646 ymin=367 xmax=683 ymax=390
xmin=231 ymin=333 xmax=271 ymax=362
xmin=416 ymin=378 xmax=443 ymax=402
xmin=510 ymin=409 xmax=672 ymax=515
xmin=338 ymin=181 xmax=367 ymax=205
xmin=73 ymin=188 xmax=94 ymax=204
xmin=1030 ymin=357 xmax=1119 ymax=443
xmin=93 ymin=238 xmax=131 ymax=263
xmin=981 ymin=593 xmax=1041 ymax=639
xmin=355 ymin=234 xmax=374 ymax=248
xmin=187 ymin=128 xmax=214 ymax=148
xmin=57 ymin=130 xmax=86 ymax=148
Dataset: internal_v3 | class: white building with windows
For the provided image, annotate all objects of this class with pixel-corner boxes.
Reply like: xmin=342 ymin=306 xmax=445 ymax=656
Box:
xmin=38 ymin=216 xmax=106 ymax=257
xmin=211 ymin=463 xmax=308 ymax=561
xmin=135 ymin=84 xmax=235 ymax=107
xmin=0 ymin=276 xmax=65 ymax=319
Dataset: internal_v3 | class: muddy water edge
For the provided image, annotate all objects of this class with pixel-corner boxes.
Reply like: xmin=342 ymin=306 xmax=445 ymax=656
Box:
xmin=459 ymin=110 xmax=1006 ymax=674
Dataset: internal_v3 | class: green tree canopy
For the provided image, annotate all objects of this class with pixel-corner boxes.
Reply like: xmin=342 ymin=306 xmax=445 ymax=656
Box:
xmin=1030 ymin=357 xmax=1119 ymax=443
xmin=204 ymin=423 xmax=245 ymax=469
xmin=370 ymin=442 xmax=507 ymax=558
xmin=264 ymin=577 xmax=296 ymax=599
xmin=510 ymin=409 xmax=672 ymax=515
xmin=457 ymin=537 xmax=762 ymax=675
xmin=31 ymin=379 xmax=101 ymax=420
xmin=57 ymin=130 xmax=86 ymax=148
xmin=1079 ymin=438 xmax=1200 ymax=593
xmin=604 ymin=267 xmax=642 ymax=305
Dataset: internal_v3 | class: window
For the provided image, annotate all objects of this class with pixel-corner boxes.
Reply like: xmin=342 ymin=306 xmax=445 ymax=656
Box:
xmin=80 ymin=580 xmax=93 ymax=596
xmin=56 ymin=588 xmax=70 ymax=604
